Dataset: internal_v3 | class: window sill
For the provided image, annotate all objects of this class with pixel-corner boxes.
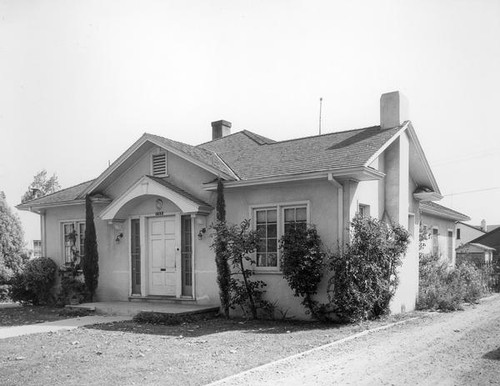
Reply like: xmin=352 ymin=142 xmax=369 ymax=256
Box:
xmin=253 ymin=270 xmax=283 ymax=276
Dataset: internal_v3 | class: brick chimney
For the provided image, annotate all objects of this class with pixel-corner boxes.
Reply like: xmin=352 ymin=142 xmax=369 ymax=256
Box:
xmin=380 ymin=91 xmax=409 ymax=129
xmin=211 ymin=120 xmax=232 ymax=140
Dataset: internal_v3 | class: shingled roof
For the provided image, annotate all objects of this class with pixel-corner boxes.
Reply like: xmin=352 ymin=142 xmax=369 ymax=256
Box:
xmin=199 ymin=125 xmax=401 ymax=180
xmin=17 ymin=123 xmax=414 ymax=209
xmin=17 ymin=180 xmax=95 ymax=209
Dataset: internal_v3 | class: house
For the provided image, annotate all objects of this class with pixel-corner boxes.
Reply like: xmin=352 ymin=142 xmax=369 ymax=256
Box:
xmin=459 ymin=227 xmax=500 ymax=267
xmin=456 ymin=243 xmax=495 ymax=267
xmin=420 ymin=202 xmax=470 ymax=266
xmin=455 ymin=221 xmax=486 ymax=247
xmin=17 ymin=91 xmax=444 ymax=318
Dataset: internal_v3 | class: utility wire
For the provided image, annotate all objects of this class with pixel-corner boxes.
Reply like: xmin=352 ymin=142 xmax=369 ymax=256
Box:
xmin=443 ymin=187 xmax=500 ymax=196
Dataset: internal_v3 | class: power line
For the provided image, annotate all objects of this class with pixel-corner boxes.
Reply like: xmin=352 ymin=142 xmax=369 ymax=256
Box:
xmin=443 ymin=187 xmax=500 ymax=196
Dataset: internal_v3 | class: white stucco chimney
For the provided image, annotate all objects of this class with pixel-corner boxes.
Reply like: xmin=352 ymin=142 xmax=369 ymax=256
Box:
xmin=211 ymin=120 xmax=232 ymax=140
xmin=380 ymin=91 xmax=410 ymax=129
xmin=481 ymin=219 xmax=487 ymax=231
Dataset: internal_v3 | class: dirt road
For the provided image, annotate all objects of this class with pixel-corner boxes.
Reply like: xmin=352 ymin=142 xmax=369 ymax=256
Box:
xmin=214 ymin=295 xmax=500 ymax=385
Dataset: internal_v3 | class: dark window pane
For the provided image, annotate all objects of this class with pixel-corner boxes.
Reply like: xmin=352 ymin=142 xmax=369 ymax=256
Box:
xmin=267 ymin=209 xmax=277 ymax=222
xmin=267 ymin=224 xmax=277 ymax=238
xmin=296 ymin=207 xmax=307 ymax=221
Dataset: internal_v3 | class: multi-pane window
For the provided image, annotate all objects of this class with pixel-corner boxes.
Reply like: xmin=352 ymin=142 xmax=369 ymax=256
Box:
xmin=33 ymin=240 xmax=42 ymax=258
xmin=284 ymin=207 xmax=307 ymax=233
xmin=255 ymin=209 xmax=278 ymax=268
xmin=63 ymin=221 xmax=85 ymax=264
xmin=254 ymin=204 xmax=308 ymax=269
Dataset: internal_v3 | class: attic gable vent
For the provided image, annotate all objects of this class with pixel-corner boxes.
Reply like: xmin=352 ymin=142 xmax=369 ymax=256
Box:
xmin=152 ymin=153 xmax=167 ymax=177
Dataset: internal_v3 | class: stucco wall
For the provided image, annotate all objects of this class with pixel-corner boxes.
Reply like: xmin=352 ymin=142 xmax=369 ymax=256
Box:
xmin=223 ymin=179 xmax=339 ymax=316
xmin=420 ymin=213 xmax=457 ymax=266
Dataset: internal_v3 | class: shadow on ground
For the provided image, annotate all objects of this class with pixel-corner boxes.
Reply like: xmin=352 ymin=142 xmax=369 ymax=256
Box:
xmin=483 ymin=347 xmax=500 ymax=360
xmin=84 ymin=317 xmax=352 ymax=338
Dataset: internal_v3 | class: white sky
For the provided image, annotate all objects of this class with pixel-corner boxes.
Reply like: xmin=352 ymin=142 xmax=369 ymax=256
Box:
xmin=1 ymin=0 xmax=500 ymax=244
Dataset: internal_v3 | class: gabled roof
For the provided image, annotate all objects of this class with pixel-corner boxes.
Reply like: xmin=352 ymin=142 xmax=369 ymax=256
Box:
xmin=470 ymin=226 xmax=500 ymax=251
xmin=17 ymin=119 xmax=442 ymax=210
xmin=199 ymin=125 xmax=402 ymax=180
xmin=147 ymin=176 xmax=210 ymax=208
xmin=80 ymin=133 xmax=237 ymax=198
xmin=99 ymin=175 xmax=212 ymax=220
xmin=420 ymin=201 xmax=470 ymax=222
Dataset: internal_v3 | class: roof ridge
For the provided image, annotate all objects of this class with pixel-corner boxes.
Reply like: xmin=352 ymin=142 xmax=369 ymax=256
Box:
xmin=266 ymin=125 xmax=383 ymax=146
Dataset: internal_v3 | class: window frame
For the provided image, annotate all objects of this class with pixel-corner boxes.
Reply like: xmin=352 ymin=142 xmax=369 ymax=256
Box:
xmin=61 ymin=220 xmax=86 ymax=264
xmin=250 ymin=201 xmax=310 ymax=272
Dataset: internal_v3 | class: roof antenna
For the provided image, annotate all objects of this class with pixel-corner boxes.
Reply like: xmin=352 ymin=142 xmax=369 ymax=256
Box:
xmin=318 ymin=97 xmax=323 ymax=135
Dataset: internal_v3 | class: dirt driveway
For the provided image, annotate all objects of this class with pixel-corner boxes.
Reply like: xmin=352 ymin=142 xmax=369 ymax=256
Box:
xmin=214 ymin=294 xmax=500 ymax=385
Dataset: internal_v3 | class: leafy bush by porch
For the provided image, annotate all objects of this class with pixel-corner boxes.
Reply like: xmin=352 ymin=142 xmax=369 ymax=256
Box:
xmin=10 ymin=257 xmax=58 ymax=305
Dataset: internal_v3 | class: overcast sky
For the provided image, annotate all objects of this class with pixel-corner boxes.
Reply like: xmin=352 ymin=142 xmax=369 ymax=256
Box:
xmin=1 ymin=0 xmax=500 ymax=243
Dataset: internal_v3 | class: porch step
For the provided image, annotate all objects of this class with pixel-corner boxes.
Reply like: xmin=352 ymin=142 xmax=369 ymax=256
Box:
xmin=128 ymin=295 xmax=197 ymax=305
xmin=68 ymin=301 xmax=220 ymax=317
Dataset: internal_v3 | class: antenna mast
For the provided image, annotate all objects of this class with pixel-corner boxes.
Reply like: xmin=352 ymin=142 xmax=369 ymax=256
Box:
xmin=319 ymin=97 xmax=323 ymax=135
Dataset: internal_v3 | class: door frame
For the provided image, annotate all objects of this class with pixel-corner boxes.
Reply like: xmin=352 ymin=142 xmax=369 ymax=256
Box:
xmin=128 ymin=212 xmax=195 ymax=299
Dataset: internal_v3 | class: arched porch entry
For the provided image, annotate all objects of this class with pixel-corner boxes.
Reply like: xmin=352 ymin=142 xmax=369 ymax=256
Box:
xmin=99 ymin=176 xmax=212 ymax=299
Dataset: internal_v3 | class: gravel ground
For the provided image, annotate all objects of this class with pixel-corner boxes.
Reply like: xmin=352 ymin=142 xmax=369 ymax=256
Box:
xmin=213 ymin=294 xmax=500 ymax=385
xmin=0 ymin=311 xmax=416 ymax=386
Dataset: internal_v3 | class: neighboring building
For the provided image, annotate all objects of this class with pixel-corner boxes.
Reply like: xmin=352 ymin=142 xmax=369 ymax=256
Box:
xmin=455 ymin=222 xmax=486 ymax=247
xmin=466 ymin=227 xmax=500 ymax=260
xmin=456 ymin=243 xmax=495 ymax=268
xmin=420 ymin=202 xmax=470 ymax=266
xmin=17 ymin=91 xmax=444 ymax=318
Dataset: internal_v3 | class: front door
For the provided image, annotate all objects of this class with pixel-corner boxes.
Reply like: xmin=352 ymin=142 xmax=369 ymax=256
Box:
xmin=149 ymin=216 xmax=177 ymax=296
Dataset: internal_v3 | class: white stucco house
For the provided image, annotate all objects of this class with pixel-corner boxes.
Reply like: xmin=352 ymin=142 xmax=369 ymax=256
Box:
xmin=420 ymin=202 xmax=470 ymax=267
xmin=18 ymin=91 xmax=446 ymax=318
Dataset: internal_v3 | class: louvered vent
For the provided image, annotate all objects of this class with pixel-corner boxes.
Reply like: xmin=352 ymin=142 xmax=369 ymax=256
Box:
xmin=152 ymin=153 xmax=167 ymax=176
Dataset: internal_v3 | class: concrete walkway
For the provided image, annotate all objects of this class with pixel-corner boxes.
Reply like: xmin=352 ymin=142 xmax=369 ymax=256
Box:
xmin=0 ymin=315 xmax=131 ymax=340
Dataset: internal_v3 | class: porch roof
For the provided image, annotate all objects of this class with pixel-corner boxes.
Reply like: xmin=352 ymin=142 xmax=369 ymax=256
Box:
xmin=99 ymin=175 xmax=212 ymax=221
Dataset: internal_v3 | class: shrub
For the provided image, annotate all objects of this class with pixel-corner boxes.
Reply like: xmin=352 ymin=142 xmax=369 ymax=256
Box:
xmin=280 ymin=226 xmax=325 ymax=319
xmin=327 ymin=215 xmax=410 ymax=322
xmin=10 ymin=257 xmax=57 ymax=305
xmin=58 ymin=274 xmax=89 ymax=305
xmin=417 ymin=254 xmax=486 ymax=311
xmin=133 ymin=311 xmax=194 ymax=325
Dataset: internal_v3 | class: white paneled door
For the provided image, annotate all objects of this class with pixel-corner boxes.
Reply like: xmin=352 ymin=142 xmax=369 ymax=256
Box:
xmin=148 ymin=216 xmax=177 ymax=296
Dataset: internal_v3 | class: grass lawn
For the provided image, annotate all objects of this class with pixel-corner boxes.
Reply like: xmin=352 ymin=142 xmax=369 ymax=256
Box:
xmin=0 ymin=306 xmax=421 ymax=386
xmin=0 ymin=305 xmax=87 ymax=327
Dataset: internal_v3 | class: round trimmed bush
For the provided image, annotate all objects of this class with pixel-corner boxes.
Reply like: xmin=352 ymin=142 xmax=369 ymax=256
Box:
xmin=10 ymin=257 xmax=58 ymax=305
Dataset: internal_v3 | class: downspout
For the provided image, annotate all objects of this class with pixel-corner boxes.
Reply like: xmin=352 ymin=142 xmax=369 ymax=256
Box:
xmin=327 ymin=173 xmax=344 ymax=251
xmin=38 ymin=209 xmax=47 ymax=257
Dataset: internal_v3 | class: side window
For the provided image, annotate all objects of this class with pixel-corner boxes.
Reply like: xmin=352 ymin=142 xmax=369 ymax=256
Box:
xmin=255 ymin=209 xmax=278 ymax=268
xmin=358 ymin=204 xmax=370 ymax=218
xmin=253 ymin=203 xmax=309 ymax=269
xmin=432 ymin=228 xmax=439 ymax=256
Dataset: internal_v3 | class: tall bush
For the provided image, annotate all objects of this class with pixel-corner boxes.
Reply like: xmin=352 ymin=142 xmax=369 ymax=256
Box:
xmin=280 ymin=226 xmax=325 ymax=319
xmin=213 ymin=178 xmax=231 ymax=318
xmin=82 ymin=195 xmax=99 ymax=301
xmin=328 ymin=215 xmax=410 ymax=322
xmin=212 ymin=219 xmax=269 ymax=319
xmin=10 ymin=257 xmax=57 ymax=305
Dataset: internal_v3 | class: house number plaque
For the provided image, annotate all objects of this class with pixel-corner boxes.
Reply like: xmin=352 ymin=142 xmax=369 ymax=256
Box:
xmin=155 ymin=199 xmax=164 ymax=216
